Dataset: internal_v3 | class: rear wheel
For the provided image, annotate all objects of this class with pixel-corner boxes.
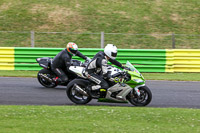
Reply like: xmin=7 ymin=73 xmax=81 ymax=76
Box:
xmin=67 ymin=81 xmax=92 ymax=104
xmin=127 ymin=86 xmax=152 ymax=106
xmin=37 ymin=69 xmax=57 ymax=88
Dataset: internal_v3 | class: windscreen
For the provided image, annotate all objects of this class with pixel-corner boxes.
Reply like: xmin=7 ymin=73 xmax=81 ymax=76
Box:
xmin=126 ymin=61 xmax=140 ymax=74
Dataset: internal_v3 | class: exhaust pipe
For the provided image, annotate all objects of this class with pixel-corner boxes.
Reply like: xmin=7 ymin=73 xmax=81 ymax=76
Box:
xmin=39 ymin=73 xmax=52 ymax=82
xmin=73 ymin=84 xmax=89 ymax=96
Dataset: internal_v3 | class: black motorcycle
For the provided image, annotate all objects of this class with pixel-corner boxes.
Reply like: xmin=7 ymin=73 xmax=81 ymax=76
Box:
xmin=36 ymin=57 xmax=87 ymax=88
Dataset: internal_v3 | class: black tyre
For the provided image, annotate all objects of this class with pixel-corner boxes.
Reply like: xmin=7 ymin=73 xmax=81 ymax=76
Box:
xmin=37 ymin=69 xmax=57 ymax=88
xmin=127 ymin=86 xmax=152 ymax=106
xmin=67 ymin=79 xmax=92 ymax=104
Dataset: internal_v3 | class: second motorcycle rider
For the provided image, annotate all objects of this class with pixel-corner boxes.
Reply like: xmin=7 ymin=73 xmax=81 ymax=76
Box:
xmin=51 ymin=42 xmax=90 ymax=84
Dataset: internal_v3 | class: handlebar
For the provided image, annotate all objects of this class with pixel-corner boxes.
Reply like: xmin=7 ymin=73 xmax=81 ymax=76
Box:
xmin=111 ymin=72 xmax=121 ymax=78
xmin=111 ymin=71 xmax=126 ymax=78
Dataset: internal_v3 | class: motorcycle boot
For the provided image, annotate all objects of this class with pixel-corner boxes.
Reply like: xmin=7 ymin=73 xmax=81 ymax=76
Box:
xmin=86 ymin=85 xmax=100 ymax=99
xmin=91 ymin=85 xmax=101 ymax=91
xmin=99 ymin=88 xmax=107 ymax=98
xmin=53 ymin=77 xmax=63 ymax=84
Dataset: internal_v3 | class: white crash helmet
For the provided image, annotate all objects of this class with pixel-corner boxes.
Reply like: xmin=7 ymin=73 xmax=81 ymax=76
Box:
xmin=66 ymin=42 xmax=78 ymax=56
xmin=104 ymin=44 xmax=117 ymax=59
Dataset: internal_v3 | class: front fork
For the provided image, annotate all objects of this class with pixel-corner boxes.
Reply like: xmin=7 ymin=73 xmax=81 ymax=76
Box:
xmin=130 ymin=84 xmax=145 ymax=97
xmin=133 ymin=84 xmax=146 ymax=96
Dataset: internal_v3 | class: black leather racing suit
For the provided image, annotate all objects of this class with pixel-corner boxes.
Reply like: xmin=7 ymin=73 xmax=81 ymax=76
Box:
xmin=85 ymin=51 xmax=124 ymax=90
xmin=51 ymin=49 xmax=87 ymax=82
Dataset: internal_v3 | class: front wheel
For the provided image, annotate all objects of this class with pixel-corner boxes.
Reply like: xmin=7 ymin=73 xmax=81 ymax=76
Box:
xmin=127 ymin=86 xmax=152 ymax=106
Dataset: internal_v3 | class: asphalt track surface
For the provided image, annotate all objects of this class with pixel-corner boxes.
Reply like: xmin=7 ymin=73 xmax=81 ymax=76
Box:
xmin=0 ymin=77 xmax=200 ymax=108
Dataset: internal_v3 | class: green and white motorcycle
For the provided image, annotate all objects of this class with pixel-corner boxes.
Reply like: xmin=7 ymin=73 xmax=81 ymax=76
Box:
xmin=66 ymin=61 xmax=152 ymax=106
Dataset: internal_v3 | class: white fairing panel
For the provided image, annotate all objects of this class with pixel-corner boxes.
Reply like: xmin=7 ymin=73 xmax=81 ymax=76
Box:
xmin=69 ymin=66 xmax=85 ymax=78
xmin=69 ymin=65 xmax=121 ymax=79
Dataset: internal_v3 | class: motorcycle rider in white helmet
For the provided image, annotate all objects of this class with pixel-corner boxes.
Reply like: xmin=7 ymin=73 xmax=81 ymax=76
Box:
xmin=85 ymin=44 xmax=126 ymax=97
xmin=51 ymin=42 xmax=90 ymax=84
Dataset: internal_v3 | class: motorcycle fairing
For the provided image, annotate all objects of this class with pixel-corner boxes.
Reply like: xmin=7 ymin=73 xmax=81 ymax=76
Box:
xmin=105 ymin=83 xmax=133 ymax=102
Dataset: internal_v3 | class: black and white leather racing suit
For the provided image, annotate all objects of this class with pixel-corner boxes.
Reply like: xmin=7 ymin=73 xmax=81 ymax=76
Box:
xmin=51 ymin=49 xmax=87 ymax=83
xmin=85 ymin=51 xmax=124 ymax=91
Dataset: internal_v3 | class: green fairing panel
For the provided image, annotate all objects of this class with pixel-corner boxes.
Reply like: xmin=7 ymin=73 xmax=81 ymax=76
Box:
xmin=126 ymin=80 xmax=145 ymax=88
xmin=125 ymin=70 xmax=145 ymax=87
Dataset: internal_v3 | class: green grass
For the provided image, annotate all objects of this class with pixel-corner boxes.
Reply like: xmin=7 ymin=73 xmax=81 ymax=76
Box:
xmin=0 ymin=70 xmax=200 ymax=81
xmin=0 ymin=0 xmax=199 ymax=48
xmin=142 ymin=72 xmax=200 ymax=81
xmin=0 ymin=105 xmax=199 ymax=133
xmin=0 ymin=70 xmax=37 ymax=77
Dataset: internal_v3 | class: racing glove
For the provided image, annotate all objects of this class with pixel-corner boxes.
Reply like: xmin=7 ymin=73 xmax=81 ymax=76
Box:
xmin=85 ymin=57 xmax=91 ymax=63
xmin=122 ymin=66 xmax=131 ymax=71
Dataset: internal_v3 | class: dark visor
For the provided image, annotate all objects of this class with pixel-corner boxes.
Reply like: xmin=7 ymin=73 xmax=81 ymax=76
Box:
xmin=111 ymin=52 xmax=117 ymax=57
xmin=69 ymin=48 xmax=77 ymax=54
